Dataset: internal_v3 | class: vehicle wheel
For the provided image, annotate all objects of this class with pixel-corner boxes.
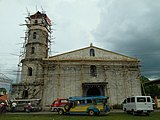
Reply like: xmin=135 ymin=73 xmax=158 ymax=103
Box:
xmin=25 ymin=108 xmax=28 ymax=112
xmin=58 ymin=109 xmax=64 ymax=115
xmin=132 ymin=110 xmax=136 ymax=116
xmin=146 ymin=112 xmax=150 ymax=116
xmin=88 ymin=110 xmax=95 ymax=116
xmin=52 ymin=108 xmax=57 ymax=112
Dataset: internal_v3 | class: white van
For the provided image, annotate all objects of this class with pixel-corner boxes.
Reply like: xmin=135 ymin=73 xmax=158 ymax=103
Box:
xmin=122 ymin=96 xmax=153 ymax=115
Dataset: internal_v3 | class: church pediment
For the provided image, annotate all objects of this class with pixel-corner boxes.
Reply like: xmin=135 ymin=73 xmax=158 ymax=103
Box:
xmin=44 ymin=45 xmax=138 ymax=62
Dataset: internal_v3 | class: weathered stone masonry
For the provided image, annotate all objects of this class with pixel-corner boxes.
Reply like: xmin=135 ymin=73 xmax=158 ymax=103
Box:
xmin=12 ymin=11 xmax=141 ymax=110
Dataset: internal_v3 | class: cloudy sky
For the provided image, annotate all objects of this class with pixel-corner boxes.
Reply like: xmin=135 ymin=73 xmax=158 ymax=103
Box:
xmin=0 ymin=0 xmax=160 ymax=82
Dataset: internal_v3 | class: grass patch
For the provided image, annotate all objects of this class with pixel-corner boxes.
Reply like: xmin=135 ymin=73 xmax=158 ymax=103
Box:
xmin=0 ymin=112 xmax=160 ymax=120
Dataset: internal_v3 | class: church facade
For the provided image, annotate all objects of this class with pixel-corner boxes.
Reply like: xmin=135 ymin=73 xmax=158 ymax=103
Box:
xmin=12 ymin=11 xmax=142 ymax=110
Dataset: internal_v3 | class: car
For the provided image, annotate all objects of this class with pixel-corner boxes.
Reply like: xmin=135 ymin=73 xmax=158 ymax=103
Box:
xmin=51 ymin=98 xmax=68 ymax=112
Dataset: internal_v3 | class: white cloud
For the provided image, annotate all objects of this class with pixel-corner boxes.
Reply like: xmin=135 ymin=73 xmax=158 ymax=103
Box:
xmin=93 ymin=0 xmax=160 ymax=79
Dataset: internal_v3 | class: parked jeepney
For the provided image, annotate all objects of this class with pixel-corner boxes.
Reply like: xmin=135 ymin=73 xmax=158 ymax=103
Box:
xmin=10 ymin=99 xmax=41 ymax=112
xmin=58 ymin=96 xmax=110 ymax=116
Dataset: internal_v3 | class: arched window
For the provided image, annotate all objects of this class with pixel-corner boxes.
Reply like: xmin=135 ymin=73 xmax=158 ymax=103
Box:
xmin=90 ymin=65 xmax=97 ymax=77
xmin=28 ymin=67 xmax=32 ymax=76
xmin=90 ymin=49 xmax=95 ymax=56
xmin=31 ymin=47 xmax=35 ymax=54
xmin=33 ymin=32 xmax=37 ymax=39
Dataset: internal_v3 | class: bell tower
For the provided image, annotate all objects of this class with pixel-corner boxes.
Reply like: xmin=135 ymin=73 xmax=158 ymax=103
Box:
xmin=21 ymin=11 xmax=52 ymax=86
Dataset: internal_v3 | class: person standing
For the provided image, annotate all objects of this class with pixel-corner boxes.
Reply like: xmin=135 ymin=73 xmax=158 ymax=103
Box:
xmin=0 ymin=102 xmax=6 ymax=113
xmin=11 ymin=102 xmax=17 ymax=112
xmin=26 ymin=102 xmax=32 ymax=113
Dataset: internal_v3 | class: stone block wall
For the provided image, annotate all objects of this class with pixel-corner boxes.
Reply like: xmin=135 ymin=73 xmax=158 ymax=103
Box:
xmin=42 ymin=61 xmax=141 ymax=108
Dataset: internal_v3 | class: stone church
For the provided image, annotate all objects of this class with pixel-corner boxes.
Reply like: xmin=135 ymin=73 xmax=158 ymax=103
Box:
xmin=12 ymin=11 xmax=142 ymax=109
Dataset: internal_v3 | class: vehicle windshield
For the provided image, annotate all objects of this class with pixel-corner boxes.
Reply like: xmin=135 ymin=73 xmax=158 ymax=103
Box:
xmin=137 ymin=97 xmax=146 ymax=102
xmin=68 ymin=96 xmax=109 ymax=105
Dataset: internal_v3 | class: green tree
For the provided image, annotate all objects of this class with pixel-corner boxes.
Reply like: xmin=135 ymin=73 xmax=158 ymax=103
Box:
xmin=140 ymin=76 xmax=149 ymax=95
xmin=140 ymin=76 xmax=160 ymax=97
xmin=0 ymin=88 xmax=7 ymax=96
xmin=145 ymin=84 xmax=160 ymax=98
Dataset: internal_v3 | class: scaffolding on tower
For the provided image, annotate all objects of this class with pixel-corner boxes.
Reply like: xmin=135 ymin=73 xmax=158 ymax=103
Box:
xmin=17 ymin=10 xmax=54 ymax=84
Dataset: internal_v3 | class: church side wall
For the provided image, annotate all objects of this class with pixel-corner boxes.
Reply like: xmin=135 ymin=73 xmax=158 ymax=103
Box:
xmin=106 ymin=68 xmax=141 ymax=105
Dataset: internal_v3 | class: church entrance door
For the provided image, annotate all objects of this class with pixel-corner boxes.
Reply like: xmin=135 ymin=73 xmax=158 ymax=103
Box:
xmin=82 ymin=82 xmax=108 ymax=97
xmin=87 ymin=87 xmax=100 ymax=96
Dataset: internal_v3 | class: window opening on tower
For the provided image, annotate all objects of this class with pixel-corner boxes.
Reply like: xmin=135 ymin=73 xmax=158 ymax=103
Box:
xmin=34 ymin=20 xmax=38 ymax=24
xmin=31 ymin=47 xmax=35 ymax=54
xmin=22 ymin=89 xmax=28 ymax=98
xmin=28 ymin=67 xmax=33 ymax=76
xmin=33 ymin=32 xmax=37 ymax=39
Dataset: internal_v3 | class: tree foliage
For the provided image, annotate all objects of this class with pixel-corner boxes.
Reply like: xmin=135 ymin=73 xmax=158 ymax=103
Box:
xmin=0 ymin=88 xmax=7 ymax=96
xmin=140 ymin=76 xmax=160 ymax=97
xmin=140 ymin=76 xmax=149 ymax=82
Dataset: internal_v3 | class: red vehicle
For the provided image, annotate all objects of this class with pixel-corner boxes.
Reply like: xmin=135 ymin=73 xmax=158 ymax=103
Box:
xmin=51 ymin=98 xmax=68 ymax=112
